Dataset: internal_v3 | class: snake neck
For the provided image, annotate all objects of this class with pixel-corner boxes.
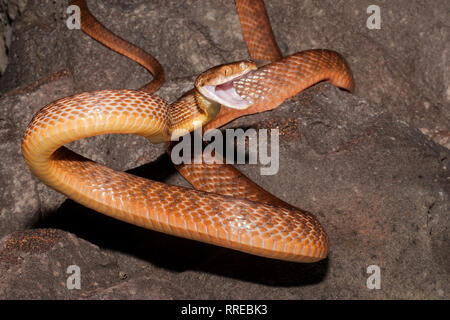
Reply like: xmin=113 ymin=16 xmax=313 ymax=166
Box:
xmin=163 ymin=90 xmax=221 ymax=141
xmin=194 ymin=90 xmax=221 ymax=125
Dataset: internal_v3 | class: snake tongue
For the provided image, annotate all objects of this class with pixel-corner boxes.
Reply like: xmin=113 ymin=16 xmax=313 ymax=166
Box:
xmin=204 ymin=79 xmax=252 ymax=109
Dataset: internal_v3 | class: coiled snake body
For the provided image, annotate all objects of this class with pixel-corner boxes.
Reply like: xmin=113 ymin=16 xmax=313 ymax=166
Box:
xmin=21 ymin=0 xmax=354 ymax=263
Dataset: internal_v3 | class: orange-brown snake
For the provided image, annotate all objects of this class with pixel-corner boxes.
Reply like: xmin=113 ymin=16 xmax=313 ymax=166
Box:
xmin=21 ymin=0 xmax=354 ymax=263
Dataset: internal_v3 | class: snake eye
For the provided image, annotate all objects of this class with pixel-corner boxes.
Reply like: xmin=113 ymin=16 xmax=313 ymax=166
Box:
xmin=224 ymin=67 xmax=231 ymax=76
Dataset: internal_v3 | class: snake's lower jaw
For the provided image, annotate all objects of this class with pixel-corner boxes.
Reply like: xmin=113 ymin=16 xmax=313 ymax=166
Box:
xmin=198 ymin=83 xmax=253 ymax=110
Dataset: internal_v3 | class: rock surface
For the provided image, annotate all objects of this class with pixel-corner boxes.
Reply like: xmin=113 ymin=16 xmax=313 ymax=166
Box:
xmin=0 ymin=0 xmax=448 ymax=299
xmin=0 ymin=0 xmax=27 ymax=74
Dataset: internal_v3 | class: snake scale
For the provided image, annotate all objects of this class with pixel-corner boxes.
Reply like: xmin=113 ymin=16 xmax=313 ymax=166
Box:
xmin=21 ymin=0 xmax=354 ymax=263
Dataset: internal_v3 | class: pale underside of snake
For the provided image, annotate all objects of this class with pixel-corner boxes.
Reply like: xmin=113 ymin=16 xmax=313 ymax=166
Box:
xmin=21 ymin=0 xmax=354 ymax=263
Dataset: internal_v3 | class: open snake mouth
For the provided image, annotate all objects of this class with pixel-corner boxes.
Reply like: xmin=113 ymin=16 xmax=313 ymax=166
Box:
xmin=202 ymin=74 xmax=253 ymax=109
xmin=196 ymin=61 xmax=257 ymax=110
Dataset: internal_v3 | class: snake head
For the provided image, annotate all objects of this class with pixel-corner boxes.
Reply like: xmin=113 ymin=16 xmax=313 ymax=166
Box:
xmin=195 ymin=61 xmax=257 ymax=110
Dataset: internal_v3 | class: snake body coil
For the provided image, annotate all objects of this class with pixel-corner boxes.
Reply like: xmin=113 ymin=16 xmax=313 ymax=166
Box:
xmin=22 ymin=0 xmax=354 ymax=263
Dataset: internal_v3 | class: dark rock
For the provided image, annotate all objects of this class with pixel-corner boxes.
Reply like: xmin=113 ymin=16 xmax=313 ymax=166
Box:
xmin=0 ymin=0 xmax=27 ymax=74
xmin=0 ymin=0 xmax=448 ymax=299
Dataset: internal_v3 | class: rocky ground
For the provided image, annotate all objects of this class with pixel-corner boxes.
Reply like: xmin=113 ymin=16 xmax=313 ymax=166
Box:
xmin=0 ymin=0 xmax=448 ymax=299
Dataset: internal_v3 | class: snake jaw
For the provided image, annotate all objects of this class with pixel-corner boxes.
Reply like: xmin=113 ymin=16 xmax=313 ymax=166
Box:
xmin=195 ymin=61 xmax=257 ymax=110
xmin=202 ymin=79 xmax=252 ymax=109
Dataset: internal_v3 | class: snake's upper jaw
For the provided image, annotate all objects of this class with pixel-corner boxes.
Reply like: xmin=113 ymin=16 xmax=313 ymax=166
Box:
xmin=196 ymin=61 xmax=257 ymax=110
